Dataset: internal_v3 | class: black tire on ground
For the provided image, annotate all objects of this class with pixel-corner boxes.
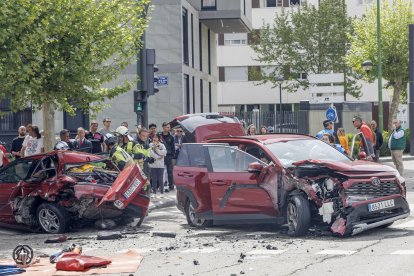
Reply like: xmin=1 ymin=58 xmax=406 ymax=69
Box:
xmin=184 ymin=200 xmax=212 ymax=228
xmin=36 ymin=203 xmax=70 ymax=234
xmin=136 ymin=215 xmax=145 ymax=227
xmin=287 ymin=195 xmax=311 ymax=237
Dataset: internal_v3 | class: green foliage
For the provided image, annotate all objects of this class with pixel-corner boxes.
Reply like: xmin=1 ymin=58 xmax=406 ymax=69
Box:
xmin=251 ymin=0 xmax=360 ymax=97
xmin=346 ymin=0 xmax=414 ymax=129
xmin=0 ymin=0 xmax=150 ymax=115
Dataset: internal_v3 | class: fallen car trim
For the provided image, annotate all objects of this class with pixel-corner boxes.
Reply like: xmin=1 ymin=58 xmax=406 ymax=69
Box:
xmin=352 ymin=213 xmax=410 ymax=235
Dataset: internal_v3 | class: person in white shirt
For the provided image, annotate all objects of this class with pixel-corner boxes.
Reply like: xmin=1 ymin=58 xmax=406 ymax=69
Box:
xmin=149 ymin=133 xmax=167 ymax=198
xmin=21 ymin=125 xmax=44 ymax=157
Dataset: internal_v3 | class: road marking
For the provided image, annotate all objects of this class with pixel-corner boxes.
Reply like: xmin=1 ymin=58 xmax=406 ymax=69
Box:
xmin=181 ymin=248 xmax=220 ymax=254
xmin=116 ymin=248 xmax=156 ymax=254
xmin=391 ymin=250 xmax=414 ymax=255
xmin=316 ymin=250 xmax=356 ymax=255
xmin=187 ymin=230 xmax=231 ymax=236
xmin=246 ymin=249 xmax=287 ymax=255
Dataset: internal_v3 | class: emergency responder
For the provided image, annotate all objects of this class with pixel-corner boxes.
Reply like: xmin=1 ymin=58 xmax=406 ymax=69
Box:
xmin=115 ymin=126 xmax=148 ymax=168
xmin=105 ymin=135 xmax=133 ymax=171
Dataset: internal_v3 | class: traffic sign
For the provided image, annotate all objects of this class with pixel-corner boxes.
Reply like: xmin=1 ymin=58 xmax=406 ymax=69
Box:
xmin=157 ymin=76 xmax=168 ymax=86
xmin=325 ymin=107 xmax=337 ymax=122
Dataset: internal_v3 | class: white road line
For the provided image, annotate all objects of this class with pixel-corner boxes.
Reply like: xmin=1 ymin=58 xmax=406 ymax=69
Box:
xmin=181 ymin=248 xmax=220 ymax=253
xmin=246 ymin=249 xmax=287 ymax=255
xmin=188 ymin=230 xmax=231 ymax=236
xmin=316 ymin=250 xmax=356 ymax=256
xmin=391 ymin=250 xmax=414 ymax=255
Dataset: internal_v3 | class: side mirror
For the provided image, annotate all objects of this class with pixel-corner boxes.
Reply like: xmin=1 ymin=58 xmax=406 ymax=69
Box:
xmin=248 ymin=162 xmax=264 ymax=174
xmin=27 ymin=171 xmax=47 ymax=184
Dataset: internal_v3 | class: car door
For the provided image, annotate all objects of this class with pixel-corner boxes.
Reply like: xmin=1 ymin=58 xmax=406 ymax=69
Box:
xmin=0 ymin=158 xmax=36 ymax=223
xmin=207 ymin=145 xmax=276 ymax=219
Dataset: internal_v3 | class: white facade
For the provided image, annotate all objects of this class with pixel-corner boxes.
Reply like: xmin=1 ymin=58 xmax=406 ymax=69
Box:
xmin=217 ymin=0 xmax=409 ymax=112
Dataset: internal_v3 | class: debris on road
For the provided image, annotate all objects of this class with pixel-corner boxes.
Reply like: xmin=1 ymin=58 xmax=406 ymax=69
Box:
xmin=151 ymin=231 xmax=177 ymax=238
xmin=44 ymin=235 xmax=68 ymax=244
xmin=96 ymin=231 xmax=124 ymax=240
xmin=193 ymin=259 xmax=200 ymax=265
xmin=95 ymin=219 xmax=117 ymax=230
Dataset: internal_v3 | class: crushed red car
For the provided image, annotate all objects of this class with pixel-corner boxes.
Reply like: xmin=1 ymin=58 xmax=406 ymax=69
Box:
xmin=0 ymin=150 xmax=149 ymax=234
xmin=172 ymin=113 xmax=410 ymax=236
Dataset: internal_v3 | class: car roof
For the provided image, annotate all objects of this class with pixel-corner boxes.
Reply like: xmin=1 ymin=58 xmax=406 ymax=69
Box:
xmin=209 ymin=134 xmax=315 ymax=144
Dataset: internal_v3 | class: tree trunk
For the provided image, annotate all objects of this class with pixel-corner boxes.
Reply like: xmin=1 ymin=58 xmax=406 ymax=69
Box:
xmin=42 ymin=102 xmax=55 ymax=152
xmin=388 ymin=81 xmax=402 ymax=132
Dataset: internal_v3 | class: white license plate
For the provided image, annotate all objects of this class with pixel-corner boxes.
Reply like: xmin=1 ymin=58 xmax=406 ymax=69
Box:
xmin=123 ymin=178 xmax=141 ymax=199
xmin=368 ymin=199 xmax=395 ymax=212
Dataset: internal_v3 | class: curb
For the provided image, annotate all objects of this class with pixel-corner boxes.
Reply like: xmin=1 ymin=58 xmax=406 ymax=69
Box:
xmin=380 ymin=156 xmax=414 ymax=163
xmin=148 ymin=196 xmax=176 ymax=211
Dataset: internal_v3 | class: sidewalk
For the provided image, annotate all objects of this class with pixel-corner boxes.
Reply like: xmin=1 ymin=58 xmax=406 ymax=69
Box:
xmin=148 ymin=192 xmax=176 ymax=211
xmin=379 ymin=154 xmax=414 ymax=163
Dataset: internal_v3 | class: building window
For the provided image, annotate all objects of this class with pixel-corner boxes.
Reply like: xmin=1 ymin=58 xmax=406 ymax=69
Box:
xmin=208 ymin=82 xmax=212 ymax=112
xmin=224 ymin=66 xmax=248 ymax=82
xmin=266 ymin=0 xmax=299 ymax=7
xmin=248 ymin=66 xmax=262 ymax=81
xmin=202 ymin=0 xmax=216 ymax=10
xmin=224 ymin=33 xmax=247 ymax=46
xmin=192 ymin=76 xmax=196 ymax=113
xmin=191 ymin=13 xmax=194 ymax=68
xmin=200 ymin=80 xmax=204 ymax=113
xmin=199 ymin=22 xmax=203 ymax=71
xmin=182 ymin=8 xmax=189 ymax=65
xmin=185 ymin=75 xmax=190 ymax=113
xmin=207 ymin=29 xmax=211 ymax=74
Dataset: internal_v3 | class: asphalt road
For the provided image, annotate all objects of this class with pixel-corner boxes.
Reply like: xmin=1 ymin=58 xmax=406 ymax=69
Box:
xmin=0 ymin=160 xmax=414 ymax=276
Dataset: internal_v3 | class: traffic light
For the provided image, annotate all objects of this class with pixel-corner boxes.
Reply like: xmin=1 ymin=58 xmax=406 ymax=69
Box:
xmin=134 ymin=90 xmax=147 ymax=113
xmin=145 ymin=49 xmax=159 ymax=96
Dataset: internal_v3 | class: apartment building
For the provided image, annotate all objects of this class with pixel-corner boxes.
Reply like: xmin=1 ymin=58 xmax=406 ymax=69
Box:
xmin=216 ymin=0 xmax=397 ymax=114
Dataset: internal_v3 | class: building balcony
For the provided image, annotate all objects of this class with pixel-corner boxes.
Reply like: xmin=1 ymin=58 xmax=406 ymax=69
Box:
xmin=190 ymin=0 xmax=252 ymax=33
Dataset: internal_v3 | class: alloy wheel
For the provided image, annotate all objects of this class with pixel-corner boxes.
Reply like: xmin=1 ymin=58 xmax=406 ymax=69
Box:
xmin=38 ymin=209 xmax=60 ymax=234
xmin=189 ymin=203 xmax=206 ymax=227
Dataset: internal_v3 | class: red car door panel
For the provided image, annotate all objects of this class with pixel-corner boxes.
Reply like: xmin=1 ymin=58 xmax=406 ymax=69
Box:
xmin=207 ymin=146 xmax=276 ymax=217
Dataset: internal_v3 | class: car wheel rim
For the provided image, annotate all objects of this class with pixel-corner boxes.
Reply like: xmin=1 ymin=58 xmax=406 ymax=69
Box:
xmin=38 ymin=209 xmax=60 ymax=233
xmin=189 ymin=203 xmax=206 ymax=226
xmin=287 ymin=202 xmax=298 ymax=232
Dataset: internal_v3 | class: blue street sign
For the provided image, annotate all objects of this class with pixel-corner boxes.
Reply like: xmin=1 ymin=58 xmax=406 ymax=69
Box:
xmin=157 ymin=76 xmax=168 ymax=86
xmin=326 ymin=107 xmax=337 ymax=122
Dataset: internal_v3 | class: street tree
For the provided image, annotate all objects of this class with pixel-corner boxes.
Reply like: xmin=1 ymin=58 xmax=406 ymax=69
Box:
xmin=346 ymin=0 xmax=414 ymax=131
xmin=0 ymin=0 xmax=150 ymax=150
xmin=250 ymin=0 xmax=359 ymax=97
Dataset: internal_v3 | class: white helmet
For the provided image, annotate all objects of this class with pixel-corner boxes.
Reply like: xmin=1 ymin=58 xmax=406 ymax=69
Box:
xmin=115 ymin=126 xmax=129 ymax=136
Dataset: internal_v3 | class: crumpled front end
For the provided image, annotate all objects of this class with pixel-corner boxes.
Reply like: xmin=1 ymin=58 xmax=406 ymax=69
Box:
xmin=291 ymin=161 xmax=410 ymax=236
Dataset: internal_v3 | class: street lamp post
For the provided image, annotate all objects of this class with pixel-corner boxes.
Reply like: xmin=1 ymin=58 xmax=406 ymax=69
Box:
xmin=276 ymin=76 xmax=284 ymax=133
xmin=376 ymin=0 xmax=383 ymax=132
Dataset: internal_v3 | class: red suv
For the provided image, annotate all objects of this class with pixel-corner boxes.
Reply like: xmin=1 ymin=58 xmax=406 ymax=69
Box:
xmin=172 ymin=113 xmax=409 ymax=236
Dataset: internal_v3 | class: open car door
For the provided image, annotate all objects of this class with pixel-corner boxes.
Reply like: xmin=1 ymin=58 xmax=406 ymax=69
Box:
xmin=206 ymin=145 xmax=276 ymax=220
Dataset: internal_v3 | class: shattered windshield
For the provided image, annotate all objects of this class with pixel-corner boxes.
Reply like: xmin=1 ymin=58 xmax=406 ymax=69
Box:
xmin=266 ymin=139 xmax=351 ymax=167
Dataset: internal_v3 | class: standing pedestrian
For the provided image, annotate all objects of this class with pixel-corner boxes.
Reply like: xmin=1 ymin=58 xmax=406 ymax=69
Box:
xmin=388 ymin=119 xmax=406 ymax=175
xmin=21 ymin=125 xmax=44 ymax=157
xmin=259 ymin=126 xmax=268 ymax=135
xmin=0 ymin=143 xmax=9 ymax=168
xmin=148 ymin=123 xmax=157 ymax=143
xmin=160 ymin=122 xmax=175 ymax=191
xmin=73 ymin=127 xmax=92 ymax=153
xmin=352 ymin=116 xmax=375 ymax=159
xmin=173 ymin=127 xmax=185 ymax=163
xmin=149 ymin=133 xmax=167 ymax=198
xmin=246 ymin=124 xmax=256 ymax=135
xmin=370 ymin=120 xmax=383 ymax=162
xmin=337 ymin=128 xmax=350 ymax=156
xmin=85 ymin=121 xmax=105 ymax=153
xmin=99 ymin=118 xmax=113 ymax=137
xmin=54 ymin=129 xmax=73 ymax=150
xmin=11 ymin=126 xmax=26 ymax=159
xmin=316 ymin=120 xmax=339 ymax=143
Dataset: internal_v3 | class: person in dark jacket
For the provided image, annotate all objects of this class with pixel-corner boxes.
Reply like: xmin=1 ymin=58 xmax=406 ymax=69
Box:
xmin=370 ymin=120 xmax=383 ymax=162
xmin=11 ymin=126 xmax=26 ymax=159
xmin=388 ymin=119 xmax=406 ymax=175
xmin=160 ymin=122 xmax=175 ymax=191
xmin=73 ymin=127 xmax=92 ymax=153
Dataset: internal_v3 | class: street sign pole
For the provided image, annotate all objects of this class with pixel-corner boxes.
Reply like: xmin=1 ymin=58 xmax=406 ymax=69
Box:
xmin=409 ymin=24 xmax=414 ymax=156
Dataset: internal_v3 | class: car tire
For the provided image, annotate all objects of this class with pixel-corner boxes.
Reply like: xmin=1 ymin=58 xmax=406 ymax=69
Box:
xmin=287 ymin=195 xmax=310 ymax=237
xmin=185 ymin=200 xmax=212 ymax=228
xmin=36 ymin=203 xmax=69 ymax=234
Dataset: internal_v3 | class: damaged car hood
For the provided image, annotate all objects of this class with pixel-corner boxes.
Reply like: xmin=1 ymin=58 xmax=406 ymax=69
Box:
xmin=292 ymin=159 xmax=397 ymax=174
